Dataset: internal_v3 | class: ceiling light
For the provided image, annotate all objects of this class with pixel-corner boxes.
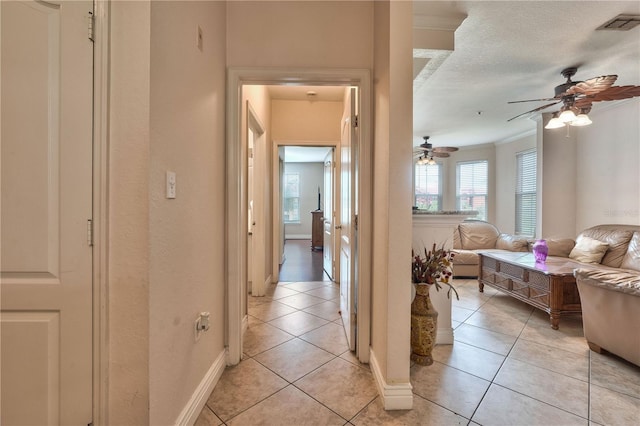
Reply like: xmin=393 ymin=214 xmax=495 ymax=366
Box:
xmin=569 ymin=113 xmax=592 ymax=127
xmin=427 ymin=156 xmax=436 ymax=165
xmin=545 ymin=114 xmax=565 ymax=129
xmin=558 ymin=108 xmax=577 ymax=123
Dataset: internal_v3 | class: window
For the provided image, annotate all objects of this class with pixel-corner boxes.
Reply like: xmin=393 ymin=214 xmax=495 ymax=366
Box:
xmin=457 ymin=160 xmax=488 ymax=220
xmin=414 ymin=162 xmax=442 ymax=211
xmin=516 ymin=149 xmax=537 ymax=236
xmin=283 ymin=172 xmax=300 ymax=223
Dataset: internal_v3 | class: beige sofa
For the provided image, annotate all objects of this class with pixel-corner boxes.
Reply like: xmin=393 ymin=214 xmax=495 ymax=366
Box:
xmin=452 ymin=220 xmax=530 ymax=277
xmin=573 ymin=225 xmax=640 ymax=367
xmin=452 ymin=220 xmax=640 ymax=366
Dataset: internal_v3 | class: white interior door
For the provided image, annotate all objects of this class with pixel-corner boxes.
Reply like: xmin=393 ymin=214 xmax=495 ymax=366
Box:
xmin=339 ymin=88 xmax=358 ymax=350
xmin=323 ymin=150 xmax=334 ymax=280
xmin=247 ymin=103 xmax=266 ymax=296
xmin=1 ymin=1 xmax=94 ymax=424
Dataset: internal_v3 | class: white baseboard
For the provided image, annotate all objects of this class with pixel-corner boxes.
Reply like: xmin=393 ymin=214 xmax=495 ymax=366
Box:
xmin=369 ymin=349 xmax=413 ymax=410
xmin=436 ymin=327 xmax=454 ymax=344
xmin=174 ymin=349 xmax=226 ymax=425
xmin=285 ymin=234 xmax=311 ymax=240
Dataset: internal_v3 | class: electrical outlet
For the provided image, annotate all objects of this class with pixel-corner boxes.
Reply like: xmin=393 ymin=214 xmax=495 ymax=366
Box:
xmin=166 ymin=171 xmax=176 ymax=199
xmin=194 ymin=312 xmax=210 ymax=342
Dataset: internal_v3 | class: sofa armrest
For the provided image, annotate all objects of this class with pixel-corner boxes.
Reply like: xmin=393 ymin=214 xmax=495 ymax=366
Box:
xmin=574 ymin=268 xmax=640 ymax=297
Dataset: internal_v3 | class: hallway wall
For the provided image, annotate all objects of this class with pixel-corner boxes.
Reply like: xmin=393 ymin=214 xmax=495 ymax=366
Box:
xmin=109 ymin=1 xmax=227 ymax=424
xmin=148 ymin=1 xmax=227 ymax=424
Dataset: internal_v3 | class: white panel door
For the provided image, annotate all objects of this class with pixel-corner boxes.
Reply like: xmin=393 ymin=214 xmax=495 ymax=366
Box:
xmin=1 ymin=1 xmax=94 ymax=424
xmin=322 ymin=150 xmax=334 ymax=280
xmin=339 ymin=88 xmax=358 ymax=350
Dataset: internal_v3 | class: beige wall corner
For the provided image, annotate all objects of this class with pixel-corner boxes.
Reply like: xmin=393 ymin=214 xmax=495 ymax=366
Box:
xmin=108 ymin=1 xmax=151 ymax=424
xmin=371 ymin=0 xmax=413 ymax=403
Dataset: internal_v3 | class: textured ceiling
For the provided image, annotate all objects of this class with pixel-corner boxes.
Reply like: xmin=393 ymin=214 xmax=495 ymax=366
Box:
xmin=266 ymin=1 xmax=640 ymax=152
xmin=412 ymin=0 xmax=640 ymax=148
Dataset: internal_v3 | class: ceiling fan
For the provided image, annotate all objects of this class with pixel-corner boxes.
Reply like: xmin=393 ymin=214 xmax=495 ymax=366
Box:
xmin=507 ymin=67 xmax=640 ymax=123
xmin=413 ymin=136 xmax=459 ymax=164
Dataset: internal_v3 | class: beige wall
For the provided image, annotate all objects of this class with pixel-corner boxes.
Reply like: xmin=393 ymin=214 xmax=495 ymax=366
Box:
xmin=272 ymin=99 xmax=343 ymax=142
xmin=109 ymin=1 xmax=227 ymax=424
xmin=108 ymin=1 xmax=151 ymax=424
xmin=539 ymin=114 xmax=578 ymax=238
xmin=575 ymin=99 xmax=640 ymax=231
xmin=371 ymin=0 xmax=413 ymax=386
xmin=148 ymin=1 xmax=227 ymax=424
xmin=494 ymin=134 xmax=536 ymax=234
xmin=226 ymin=1 xmax=373 ymax=69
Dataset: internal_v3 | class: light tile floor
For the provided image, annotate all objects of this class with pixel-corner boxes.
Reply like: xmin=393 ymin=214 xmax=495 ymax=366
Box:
xmin=196 ymin=279 xmax=640 ymax=425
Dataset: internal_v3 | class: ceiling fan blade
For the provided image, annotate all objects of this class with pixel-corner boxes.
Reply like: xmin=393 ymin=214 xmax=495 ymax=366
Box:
xmin=431 ymin=152 xmax=450 ymax=158
xmin=578 ymin=85 xmax=640 ymax=103
xmin=565 ymin=75 xmax=618 ymax=96
xmin=507 ymin=101 xmax=561 ymax=122
xmin=432 ymin=146 xmax=459 ymax=153
xmin=508 ymin=97 xmax=558 ymax=104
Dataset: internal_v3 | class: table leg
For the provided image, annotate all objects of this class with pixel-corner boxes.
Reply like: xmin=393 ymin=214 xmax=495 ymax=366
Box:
xmin=478 ymin=280 xmax=484 ymax=293
xmin=550 ymin=312 xmax=560 ymax=330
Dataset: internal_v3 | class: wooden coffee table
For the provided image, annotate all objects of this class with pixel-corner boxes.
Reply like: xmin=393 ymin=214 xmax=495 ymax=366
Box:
xmin=478 ymin=251 xmax=583 ymax=329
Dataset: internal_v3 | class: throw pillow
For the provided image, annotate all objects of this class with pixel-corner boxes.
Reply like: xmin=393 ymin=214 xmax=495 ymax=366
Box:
xmin=545 ymin=238 xmax=576 ymax=257
xmin=569 ymin=236 xmax=609 ymax=264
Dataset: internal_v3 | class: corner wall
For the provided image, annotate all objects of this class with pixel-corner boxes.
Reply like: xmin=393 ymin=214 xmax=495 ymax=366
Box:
xmin=108 ymin=2 xmax=151 ymax=424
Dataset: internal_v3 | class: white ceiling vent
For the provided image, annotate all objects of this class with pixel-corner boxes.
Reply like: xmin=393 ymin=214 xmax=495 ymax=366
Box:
xmin=596 ymin=14 xmax=640 ymax=31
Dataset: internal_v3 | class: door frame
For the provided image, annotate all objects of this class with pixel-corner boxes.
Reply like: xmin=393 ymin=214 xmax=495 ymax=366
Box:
xmin=272 ymin=141 xmax=337 ymax=285
xmin=226 ymin=68 xmax=372 ymax=364
xmin=93 ymin=0 xmax=110 ymax=423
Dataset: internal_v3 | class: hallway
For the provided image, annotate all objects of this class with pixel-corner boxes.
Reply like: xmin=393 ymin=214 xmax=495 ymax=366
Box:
xmin=278 ymin=239 xmax=331 ymax=283
xmin=196 ymin=274 xmax=640 ymax=425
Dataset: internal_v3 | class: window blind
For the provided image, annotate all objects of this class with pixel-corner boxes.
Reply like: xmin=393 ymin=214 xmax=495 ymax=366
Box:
xmin=516 ymin=149 xmax=537 ymax=236
xmin=456 ymin=160 xmax=488 ymax=220
xmin=414 ymin=163 xmax=442 ymax=211
xmin=283 ymin=172 xmax=300 ymax=223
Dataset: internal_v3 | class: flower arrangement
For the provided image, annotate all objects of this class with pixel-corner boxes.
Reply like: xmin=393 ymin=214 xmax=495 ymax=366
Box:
xmin=412 ymin=243 xmax=459 ymax=300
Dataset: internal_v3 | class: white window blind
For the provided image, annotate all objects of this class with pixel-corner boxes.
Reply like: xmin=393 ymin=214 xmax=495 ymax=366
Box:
xmin=456 ymin=160 xmax=488 ymax=220
xmin=283 ymin=172 xmax=300 ymax=223
xmin=516 ymin=149 xmax=537 ymax=236
xmin=414 ymin=162 xmax=442 ymax=211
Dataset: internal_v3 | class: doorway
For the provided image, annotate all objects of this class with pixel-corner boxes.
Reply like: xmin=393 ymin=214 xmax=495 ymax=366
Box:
xmin=226 ymin=68 xmax=372 ymax=365
xmin=279 ymin=146 xmax=335 ymax=283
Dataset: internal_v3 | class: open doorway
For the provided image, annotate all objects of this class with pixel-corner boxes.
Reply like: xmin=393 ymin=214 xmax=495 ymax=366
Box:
xmin=226 ymin=68 xmax=372 ymax=365
xmin=279 ymin=146 xmax=334 ymax=283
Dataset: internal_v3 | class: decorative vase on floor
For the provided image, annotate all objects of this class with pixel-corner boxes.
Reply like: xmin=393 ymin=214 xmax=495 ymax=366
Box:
xmin=533 ymin=239 xmax=549 ymax=262
xmin=410 ymin=283 xmax=438 ymax=366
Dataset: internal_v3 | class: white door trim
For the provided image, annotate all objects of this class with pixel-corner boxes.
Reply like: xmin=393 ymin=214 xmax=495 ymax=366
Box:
xmin=93 ymin=0 xmax=110 ymax=423
xmin=226 ymin=68 xmax=372 ymax=364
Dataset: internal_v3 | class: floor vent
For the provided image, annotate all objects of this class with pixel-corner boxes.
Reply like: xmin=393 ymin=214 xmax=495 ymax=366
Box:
xmin=597 ymin=14 xmax=640 ymax=31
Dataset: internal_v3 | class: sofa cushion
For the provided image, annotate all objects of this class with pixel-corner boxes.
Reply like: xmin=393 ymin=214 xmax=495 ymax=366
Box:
xmin=569 ymin=236 xmax=609 ymax=264
xmin=621 ymin=232 xmax=640 ymax=272
xmin=496 ymin=234 xmax=529 ymax=252
xmin=579 ymin=227 xmax=635 ymax=268
xmin=458 ymin=221 xmax=499 ymax=250
xmin=574 ymin=268 xmax=640 ymax=297
xmin=453 ymin=226 xmax=462 ymax=249
xmin=545 ymin=238 xmax=575 ymax=257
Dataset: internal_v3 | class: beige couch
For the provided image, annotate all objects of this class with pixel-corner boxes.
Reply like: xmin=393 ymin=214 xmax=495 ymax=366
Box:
xmin=452 ymin=220 xmax=640 ymax=366
xmin=573 ymin=225 xmax=640 ymax=367
xmin=452 ymin=220 xmax=530 ymax=277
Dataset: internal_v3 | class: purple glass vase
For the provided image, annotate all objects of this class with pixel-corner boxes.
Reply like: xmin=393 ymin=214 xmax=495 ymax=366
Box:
xmin=532 ymin=239 xmax=548 ymax=262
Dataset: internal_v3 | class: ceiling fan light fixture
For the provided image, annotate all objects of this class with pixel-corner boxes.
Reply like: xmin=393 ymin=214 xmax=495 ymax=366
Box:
xmin=427 ymin=157 xmax=436 ymax=165
xmin=569 ymin=113 xmax=592 ymax=127
xmin=545 ymin=114 xmax=565 ymax=129
xmin=558 ymin=108 xmax=577 ymax=123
